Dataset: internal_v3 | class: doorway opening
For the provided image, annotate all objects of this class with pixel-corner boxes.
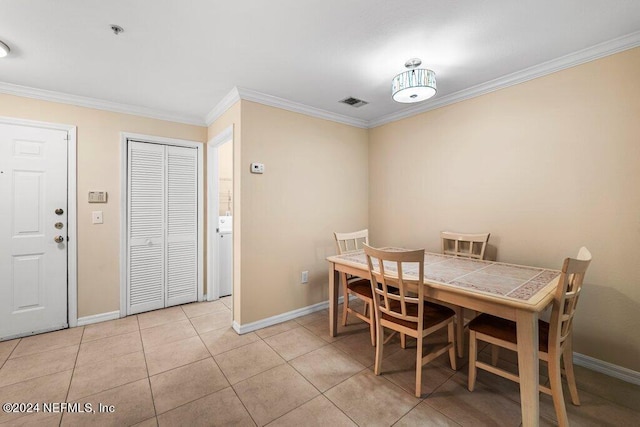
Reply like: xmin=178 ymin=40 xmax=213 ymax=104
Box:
xmin=207 ymin=126 xmax=234 ymax=302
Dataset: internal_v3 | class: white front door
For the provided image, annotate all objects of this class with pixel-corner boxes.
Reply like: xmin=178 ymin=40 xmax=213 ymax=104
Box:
xmin=0 ymin=123 xmax=68 ymax=340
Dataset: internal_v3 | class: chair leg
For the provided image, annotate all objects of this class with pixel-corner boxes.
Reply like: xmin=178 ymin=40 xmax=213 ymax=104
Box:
xmin=415 ymin=334 xmax=424 ymax=398
xmin=563 ymin=337 xmax=580 ymax=406
xmin=468 ymin=330 xmax=477 ymax=391
xmin=368 ymin=302 xmax=376 ymax=347
xmin=491 ymin=344 xmax=500 ymax=366
xmin=548 ymin=348 xmax=569 ymax=427
xmin=400 ymin=333 xmax=406 ymax=349
xmin=455 ymin=306 xmax=464 ymax=358
xmin=448 ymin=321 xmax=457 ymax=371
xmin=374 ymin=323 xmax=384 ymax=375
xmin=341 ymin=274 xmax=349 ymax=326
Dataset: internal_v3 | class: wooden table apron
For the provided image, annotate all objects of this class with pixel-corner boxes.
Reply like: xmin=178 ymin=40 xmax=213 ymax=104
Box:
xmin=327 ymin=252 xmax=559 ymax=427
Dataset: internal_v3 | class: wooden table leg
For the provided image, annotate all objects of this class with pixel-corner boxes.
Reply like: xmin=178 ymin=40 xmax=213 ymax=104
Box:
xmin=329 ymin=262 xmax=338 ymax=337
xmin=517 ymin=309 xmax=540 ymax=427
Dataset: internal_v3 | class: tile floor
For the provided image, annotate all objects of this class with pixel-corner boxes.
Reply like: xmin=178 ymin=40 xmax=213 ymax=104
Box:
xmin=0 ymin=297 xmax=638 ymax=426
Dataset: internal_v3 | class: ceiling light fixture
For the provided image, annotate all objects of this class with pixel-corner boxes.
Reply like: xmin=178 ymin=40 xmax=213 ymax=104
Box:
xmin=0 ymin=40 xmax=10 ymax=58
xmin=391 ymin=58 xmax=436 ymax=103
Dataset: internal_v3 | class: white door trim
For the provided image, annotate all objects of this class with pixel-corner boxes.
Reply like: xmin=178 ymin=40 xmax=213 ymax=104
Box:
xmin=207 ymin=125 xmax=234 ymax=301
xmin=119 ymin=132 xmax=204 ymax=316
xmin=0 ymin=116 xmax=78 ymax=328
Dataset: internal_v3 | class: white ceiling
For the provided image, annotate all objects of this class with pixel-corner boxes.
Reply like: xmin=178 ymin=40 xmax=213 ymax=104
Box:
xmin=1 ymin=1 xmax=640 ymax=126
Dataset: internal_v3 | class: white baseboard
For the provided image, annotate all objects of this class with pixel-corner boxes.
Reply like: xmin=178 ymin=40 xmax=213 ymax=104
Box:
xmin=232 ymin=296 xmax=349 ymax=335
xmin=573 ymin=352 xmax=640 ymax=386
xmin=76 ymin=311 xmax=121 ymax=327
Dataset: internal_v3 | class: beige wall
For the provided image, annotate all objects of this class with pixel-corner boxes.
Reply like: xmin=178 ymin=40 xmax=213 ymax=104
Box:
xmin=368 ymin=47 xmax=640 ymax=371
xmin=239 ymin=101 xmax=369 ymax=323
xmin=0 ymin=93 xmax=207 ymax=317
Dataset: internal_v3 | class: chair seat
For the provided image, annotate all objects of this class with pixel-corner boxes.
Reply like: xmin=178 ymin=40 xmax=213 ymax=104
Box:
xmin=469 ymin=314 xmax=550 ymax=353
xmin=347 ymin=278 xmax=373 ymax=298
xmin=382 ymin=301 xmax=455 ymax=330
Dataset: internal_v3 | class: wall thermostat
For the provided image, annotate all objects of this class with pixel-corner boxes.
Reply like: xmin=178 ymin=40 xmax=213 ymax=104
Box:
xmin=88 ymin=191 xmax=108 ymax=203
xmin=250 ymin=162 xmax=265 ymax=174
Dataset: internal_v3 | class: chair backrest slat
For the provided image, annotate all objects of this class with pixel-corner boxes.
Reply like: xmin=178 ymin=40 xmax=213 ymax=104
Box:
xmin=549 ymin=247 xmax=591 ymax=347
xmin=334 ymin=229 xmax=369 ymax=255
xmin=364 ymin=245 xmax=425 ymax=327
xmin=441 ymin=231 xmax=490 ymax=260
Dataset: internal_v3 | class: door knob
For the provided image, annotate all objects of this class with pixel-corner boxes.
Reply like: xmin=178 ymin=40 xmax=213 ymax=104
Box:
xmin=54 ymin=222 xmax=64 ymax=229
xmin=55 ymin=208 xmax=64 ymax=215
xmin=54 ymin=235 xmax=64 ymax=243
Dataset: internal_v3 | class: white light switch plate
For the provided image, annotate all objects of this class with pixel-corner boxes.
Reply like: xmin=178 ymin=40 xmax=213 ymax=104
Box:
xmin=92 ymin=211 xmax=103 ymax=224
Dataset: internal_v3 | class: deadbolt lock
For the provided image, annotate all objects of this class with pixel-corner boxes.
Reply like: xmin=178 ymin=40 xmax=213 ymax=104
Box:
xmin=54 ymin=235 xmax=64 ymax=243
xmin=54 ymin=222 xmax=64 ymax=229
xmin=55 ymin=208 xmax=64 ymax=215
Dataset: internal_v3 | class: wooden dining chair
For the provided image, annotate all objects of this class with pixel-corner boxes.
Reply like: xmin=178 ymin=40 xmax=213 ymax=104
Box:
xmin=334 ymin=229 xmax=376 ymax=346
xmin=364 ymin=244 xmax=457 ymax=397
xmin=467 ymin=247 xmax=592 ymax=427
xmin=440 ymin=231 xmax=491 ymax=357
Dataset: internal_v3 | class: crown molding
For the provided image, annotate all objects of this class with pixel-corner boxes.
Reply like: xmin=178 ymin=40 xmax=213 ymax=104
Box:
xmin=0 ymin=81 xmax=206 ymax=126
xmin=204 ymin=87 xmax=241 ymax=126
xmin=236 ymin=87 xmax=369 ymax=128
xmin=368 ymin=30 xmax=640 ymax=128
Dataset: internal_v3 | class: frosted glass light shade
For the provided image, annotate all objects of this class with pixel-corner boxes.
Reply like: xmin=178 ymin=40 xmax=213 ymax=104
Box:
xmin=392 ymin=68 xmax=436 ymax=103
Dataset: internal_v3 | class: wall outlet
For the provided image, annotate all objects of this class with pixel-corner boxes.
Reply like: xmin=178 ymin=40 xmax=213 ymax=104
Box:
xmin=301 ymin=270 xmax=309 ymax=284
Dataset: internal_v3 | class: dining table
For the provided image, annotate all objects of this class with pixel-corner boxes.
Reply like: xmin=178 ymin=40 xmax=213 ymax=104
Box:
xmin=326 ymin=248 xmax=562 ymax=427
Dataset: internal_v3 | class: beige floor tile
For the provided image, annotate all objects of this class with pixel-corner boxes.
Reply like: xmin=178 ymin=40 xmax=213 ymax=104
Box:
xmin=424 ymin=371 xmax=524 ymax=426
xmin=62 ymin=378 xmax=155 ymax=426
xmin=10 ymin=327 xmax=83 ymax=359
xmin=0 ymin=338 xmax=19 ymax=367
xmin=67 ymin=351 xmax=148 ymax=400
xmin=289 ymin=345 xmax=365 ymax=392
xmin=145 ymin=335 xmax=210 ymax=376
xmin=331 ymin=329 xmax=402 ymax=367
xmin=8 ymin=412 xmax=62 ymax=426
xmin=199 ymin=327 xmax=260 ymax=356
xmin=572 ymin=364 xmax=640 ymax=412
xmin=264 ymin=327 xmax=327 ymax=361
xmin=379 ymin=345 xmax=457 ymax=397
xmin=539 ymin=384 xmax=640 ymax=426
xmin=132 ymin=417 xmax=158 ymax=427
xmin=157 ymin=387 xmax=255 ymax=427
xmin=0 ymin=345 xmax=78 ymax=387
xmin=255 ymin=320 xmax=299 ymax=339
xmin=189 ymin=310 xmax=232 ymax=334
xmin=302 ymin=316 xmax=370 ymax=344
xmin=141 ymin=319 xmax=197 ymax=349
xmin=76 ymin=331 xmax=142 ymax=367
xmin=325 ymin=370 xmax=421 ymax=427
xmin=267 ymin=395 xmax=355 ymax=427
xmin=234 ymin=364 xmax=319 ymax=426
xmin=150 ymin=357 xmax=229 ymax=414
xmin=215 ymin=340 xmax=285 ymax=385
xmin=472 ymin=351 xmax=548 ymax=404
xmin=138 ymin=306 xmax=188 ymax=330
xmin=181 ymin=300 xmax=228 ymax=318
xmin=0 ymin=370 xmax=72 ymax=424
xmin=82 ymin=316 xmax=139 ymax=342
xmin=293 ymin=310 xmax=328 ymax=326
xmin=220 ymin=296 xmax=233 ymax=309
xmin=394 ymin=400 xmax=461 ymax=426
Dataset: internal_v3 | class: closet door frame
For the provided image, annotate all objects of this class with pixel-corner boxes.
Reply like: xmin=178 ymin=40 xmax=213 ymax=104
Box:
xmin=119 ymin=132 xmax=204 ymax=317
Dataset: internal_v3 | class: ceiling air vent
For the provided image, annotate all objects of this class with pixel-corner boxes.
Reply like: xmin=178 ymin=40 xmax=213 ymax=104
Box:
xmin=339 ymin=96 xmax=369 ymax=108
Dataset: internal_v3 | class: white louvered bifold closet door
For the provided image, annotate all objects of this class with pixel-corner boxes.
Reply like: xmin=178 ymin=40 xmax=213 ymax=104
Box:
xmin=127 ymin=141 xmax=198 ymax=315
xmin=165 ymin=145 xmax=198 ymax=306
